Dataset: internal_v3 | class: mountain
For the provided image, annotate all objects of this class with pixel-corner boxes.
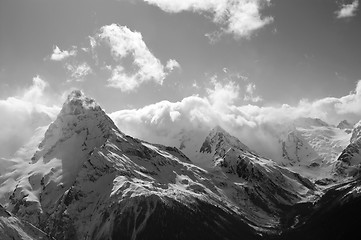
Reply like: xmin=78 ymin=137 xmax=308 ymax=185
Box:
xmin=158 ymin=117 xmax=350 ymax=181
xmin=351 ymin=120 xmax=361 ymax=143
xmin=276 ymin=178 xmax=361 ymax=240
xmin=337 ymin=119 xmax=353 ymax=133
xmin=275 ymin=117 xmax=351 ymax=180
xmin=197 ymin=126 xmax=315 ymax=216
xmin=0 ymin=204 xmax=51 ymax=240
xmin=293 ymin=117 xmax=329 ymax=128
xmin=1 ymin=91 xmax=265 ymax=239
xmin=2 ymin=91 xmax=360 ymax=240
xmin=197 ymin=125 xmax=251 ymax=168
xmin=334 ymin=120 xmax=361 ymax=178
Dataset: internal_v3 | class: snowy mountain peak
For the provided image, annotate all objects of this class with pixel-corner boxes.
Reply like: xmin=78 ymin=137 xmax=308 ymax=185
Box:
xmin=16 ymin=91 xmax=126 ymax=220
xmin=34 ymin=90 xmax=120 ymax=163
xmin=59 ymin=90 xmax=102 ymax=116
xmin=209 ymin=125 xmax=228 ymax=135
xmin=337 ymin=120 xmax=353 ymax=130
xmin=293 ymin=117 xmax=329 ymax=128
xmin=199 ymin=126 xmax=250 ymax=154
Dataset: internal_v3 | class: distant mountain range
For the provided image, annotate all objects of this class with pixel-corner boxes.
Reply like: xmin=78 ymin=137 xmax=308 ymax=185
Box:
xmin=1 ymin=90 xmax=361 ymax=240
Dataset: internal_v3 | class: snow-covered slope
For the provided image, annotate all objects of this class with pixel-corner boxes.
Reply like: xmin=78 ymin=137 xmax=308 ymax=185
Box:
xmin=337 ymin=119 xmax=354 ymax=133
xmin=1 ymin=90 xmax=122 ymax=225
xmin=279 ymin=130 xmax=319 ymax=166
xmin=196 ymin=126 xmax=315 ymax=221
xmin=148 ymin=117 xmax=350 ymax=181
xmin=0 ymin=204 xmax=51 ymax=240
xmin=351 ymin=120 xmax=361 ymax=143
xmin=0 ymin=158 xmax=17 ymax=176
xmin=274 ymin=117 xmax=351 ymax=179
xmin=334 ymin=120 xmax=361 ymax=178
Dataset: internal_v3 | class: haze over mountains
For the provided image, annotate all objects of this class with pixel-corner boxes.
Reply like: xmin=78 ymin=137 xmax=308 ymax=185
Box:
xmin=1 ymin=91 xmax=361 ymax=240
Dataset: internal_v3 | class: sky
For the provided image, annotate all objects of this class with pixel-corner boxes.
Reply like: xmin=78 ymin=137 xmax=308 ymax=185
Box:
xmin=1 ymin=0 xmax=361 ymax=159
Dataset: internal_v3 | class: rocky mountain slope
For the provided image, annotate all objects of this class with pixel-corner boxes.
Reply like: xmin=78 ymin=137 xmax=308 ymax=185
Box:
xmin=0 ymin=204 xmax=51 ymax=240
xmin=275 ymin=118 xmax=351 ymax=179
xmin=337 ymin=119 xmax=354 ymax=132
xmin=334 ymin=120 xmax=361 ymax=178
xmin=169 ymin=117 xmax=351 ymax=181
xmin=198 ymin=126 xmax=315 ymax=205
xmin=276 ymin=177 xmax=361 ymax=240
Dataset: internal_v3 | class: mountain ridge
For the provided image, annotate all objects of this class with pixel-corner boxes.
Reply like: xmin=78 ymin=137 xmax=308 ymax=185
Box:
xmin=1 ymin=91 xmax=361 ymax=240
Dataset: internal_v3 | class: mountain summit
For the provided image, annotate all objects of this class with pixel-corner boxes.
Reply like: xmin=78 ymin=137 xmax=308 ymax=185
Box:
xmin=337 ymin=119 xmax=353 ymax=131
xmin=8 ymin=90 xmax=126 ymax=226
xmin=200 ymin=125 xmax=251 ymax=155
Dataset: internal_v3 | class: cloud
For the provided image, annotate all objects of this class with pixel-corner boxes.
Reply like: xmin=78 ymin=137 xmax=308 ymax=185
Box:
xmin=336 ymin=0 xmax=359 ymax=18
xmin=22 ymin=76 xmax=48 ymax=102
xmin=192 ymin=80 xmax=200 ymax=89
xmin=95 ymin=24 xmax=179 ymax=92
xmin=50 ymin=45 xmax=77 ymax=61
xmin=0 ymin=77 xmax=60 ymax=158
xmin=207 ymin=80 xmax=239 ymax=111
xmin=243 ymin=82 xmax=263 ymax=102
xmin=65 ymin=62 xmax=93 ymax=82
xmin=110 ymin=79 xmax=361 ymax=162
xmin=165 ymin=59 xmax=181 ymax=72
xmin=334 ymin=79 xmax=361 ymax=114
xmin=142 ymin=0 xmax=273 ymax=39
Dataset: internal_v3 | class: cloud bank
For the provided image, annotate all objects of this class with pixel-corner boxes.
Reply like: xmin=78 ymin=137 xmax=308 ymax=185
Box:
xmin=2 ymin=77 xmax=361 ymax=162
xmin=142 ymin=0 xmax=273 ymax=39
xmin=336 ymin=0 xmax=359 ymax=18
xmin=110 ymin=79 xmax=361 ymax=160
xmin=0 ymin=77 xmax=60 ymax=158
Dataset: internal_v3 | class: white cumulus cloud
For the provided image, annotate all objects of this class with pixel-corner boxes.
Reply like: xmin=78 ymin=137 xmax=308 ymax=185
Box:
xmin=95 ymin=24 xmax=180 ymax=92
xmin=142 ymin=0 xmax=273 ymax=39
xmin=50 ymin=45 xmax=77 ymax=61
xmin=165 ymin=59 xmax=181 ymax=72
xmin=65 ymin=62 xmax=93 ymax=82
xmin=336 ymin=0 xmax=359 ymax=19
xmin=244 ymin=82 xmax=263 ymax=102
